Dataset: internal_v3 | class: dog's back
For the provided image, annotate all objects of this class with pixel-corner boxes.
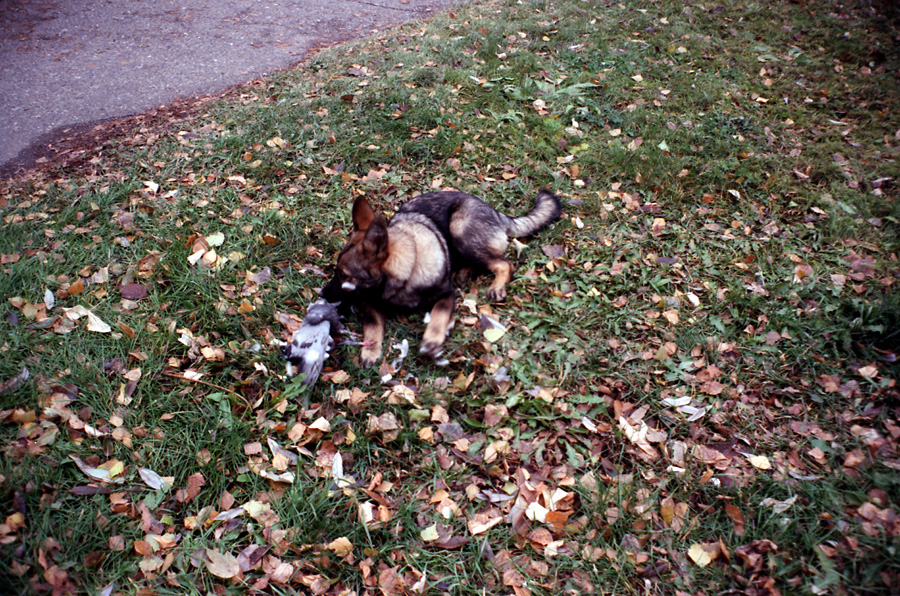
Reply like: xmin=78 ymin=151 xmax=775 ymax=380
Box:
xmin=398 ymin=190 xmax=562 ymax=300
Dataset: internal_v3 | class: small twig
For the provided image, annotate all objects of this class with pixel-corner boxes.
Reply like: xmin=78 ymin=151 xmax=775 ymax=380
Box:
xmin=161 ymin=370 xmax=253 ymax=409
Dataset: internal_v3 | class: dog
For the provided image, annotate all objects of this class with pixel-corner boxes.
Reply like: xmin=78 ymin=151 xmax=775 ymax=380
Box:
xmin=321 ymin=189 xmax=562 ymax=367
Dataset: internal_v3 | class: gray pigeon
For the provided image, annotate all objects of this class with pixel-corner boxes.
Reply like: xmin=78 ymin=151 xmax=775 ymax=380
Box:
xmin=282 ymin=299 xmax=343 ymax=385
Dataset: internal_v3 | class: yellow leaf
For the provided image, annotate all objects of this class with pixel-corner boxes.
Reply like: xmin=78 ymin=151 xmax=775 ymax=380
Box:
xmin=100 ymin=458 xmax=125 ymax=478
xmin=748 ymin=455 xmax=771 ymax=470
xmin=483 ymin=327 xmax=506 ymax=342
xmin=688 ymin=543 xmax=713 ymax=568
xmin=651 ymin=217 xmax=667 ymax=233
xmin=660 ymin=497 xmax=675 ymax=526
xmin=420 ymin=524 xmax=440 ymax=542
xmin=326 ymin=537 xmax=353 ymax=558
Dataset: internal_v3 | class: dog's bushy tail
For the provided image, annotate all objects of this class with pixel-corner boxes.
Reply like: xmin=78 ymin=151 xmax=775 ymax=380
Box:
xmin=506 ymin=190 xmax=563 ymax=238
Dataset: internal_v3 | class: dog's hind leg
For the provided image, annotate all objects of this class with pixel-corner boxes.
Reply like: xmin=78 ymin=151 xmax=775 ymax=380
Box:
xmin=420 ymin=294 xmax=455 ymax=359
xmin=485 ymin=259 xmax=513 ymax=302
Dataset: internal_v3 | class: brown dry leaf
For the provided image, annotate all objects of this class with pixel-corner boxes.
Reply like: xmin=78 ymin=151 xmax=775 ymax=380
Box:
xmin=660 ymin=496 xmax=675 ymax=527
xmin=0 ymin=367 xmax=29 ymax=396
xmin=327 ymin=370 xmax=351 ymax=384
xmin=138 ymin=467 xmax=172 ymax=491
xmin=484 ymin=404 xmax=507 ymax=427
xmin=366 ymin=412 xmax=400 ymax=440
xmin=177 ymin=472 xmax=205 ymax=503
xmin=858 ymin=365 xmax=878 ymax=378
xmin=118 ymin=321 xmax=135 ymax=338
xmin=467 ymin=512 xmax=504 ymax=535
xmin=660 ymin=496 xmax=688 ymax=531
xmin=267 ymin=559 xmax=295 ymax=584
xmin=134 ymin=540 xmax=154 ymax=556
xmin=108 ymin=536 xmax=125 ymax=551
xmin=243 ymin=441 xmax=263 ymax=456
xmin=662 ymin=309 xmax=679 ymax=325
xmin=725 ymin=502 xmax=746 ymax=536
xmin=735 ymin=539 xmax=778 ymax=573
xmin=68 ymin=279 xmax=84 ymax=295
xmin=761 ymin=495 xmax=797 ymax=514
xmin=378 ymin=565 xmax=404 ymax=596
xmin=483 ymin=440 xmax=510 ymax=464
xmin=205 ymin=548 xmax=241 ymax=579
xmin=119 ymin=283 xmax=148 ymax=300
xmin=701 ymin=380 xmax=725 ymax=396
xmin=792 ymin=263 xmax=813 ymax=284
xmin=62 ymin=306 xmax=112 ymax=333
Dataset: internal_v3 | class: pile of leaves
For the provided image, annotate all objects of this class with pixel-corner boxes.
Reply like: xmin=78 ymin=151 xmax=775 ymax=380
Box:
xmin=1 ymin=0 xmax=899 ymax=594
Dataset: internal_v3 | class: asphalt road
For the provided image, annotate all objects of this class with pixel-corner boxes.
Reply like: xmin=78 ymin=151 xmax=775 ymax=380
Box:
xmin=0 ymin=0 xmax=461 ymax=177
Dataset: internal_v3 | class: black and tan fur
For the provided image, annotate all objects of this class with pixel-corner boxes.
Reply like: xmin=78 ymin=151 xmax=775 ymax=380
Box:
xmin=322 ymin=189 xmax=562 ymax=366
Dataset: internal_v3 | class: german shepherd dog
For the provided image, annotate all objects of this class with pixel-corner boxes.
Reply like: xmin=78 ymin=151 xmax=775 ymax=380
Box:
xmin=321 ymin=190 xmax=562 ymax=366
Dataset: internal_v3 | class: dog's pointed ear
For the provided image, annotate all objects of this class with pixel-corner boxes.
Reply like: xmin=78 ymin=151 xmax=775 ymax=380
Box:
xmin=352 ymin=197 xmax=376 ymax=232
xmin=362 ymin=215 xmax=388 ymax=258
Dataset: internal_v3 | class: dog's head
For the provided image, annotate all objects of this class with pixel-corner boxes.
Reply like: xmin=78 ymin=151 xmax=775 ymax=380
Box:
xmin=322 ymin=197 xmax=389 ymax=303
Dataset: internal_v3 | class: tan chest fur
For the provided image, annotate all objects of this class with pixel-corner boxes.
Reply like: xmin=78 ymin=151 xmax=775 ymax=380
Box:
xmin=382 ymin=220 xmax=447 ymax=290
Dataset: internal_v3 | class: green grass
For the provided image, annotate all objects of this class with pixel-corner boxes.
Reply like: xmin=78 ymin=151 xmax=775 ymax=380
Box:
xmin=2 ymin=0 xmax=900 ymax=594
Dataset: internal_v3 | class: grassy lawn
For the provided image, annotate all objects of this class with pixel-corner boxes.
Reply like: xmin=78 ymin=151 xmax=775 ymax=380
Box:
xmin=2 ymin=0 xmax=899 ymax=594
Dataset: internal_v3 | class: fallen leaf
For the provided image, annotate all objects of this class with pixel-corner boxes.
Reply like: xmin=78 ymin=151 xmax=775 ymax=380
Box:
xmin=138 ymin=467 xmax=172 ymax=491
xmin=420 ymin=524 xmax=440 ymax=542
xmin=205 ymin=548 xmax=241 ymax=579
xmin=483 ymin=327 xmax=506 ymax=342
xmin=748 ymin=455 xmax=771 ymax=470
xmin=688 ymin=542 xmax=723 ymax=568
xmin=858 ymin=365 xmax=878 ymax=378
xmin=69 ymin=455 xmax=125 ymax=484
xmin=0 ymin=367 xmax=29 ymax=395
xmin=761 ymin=495 xmax=798 ymax=514
xmin=120 ymin=284 xmax=148 ymax=300
xmin=724 ymin=502 xmax=746 ymax=536
xmin=326 ymin=537 xmax=353 ymax=558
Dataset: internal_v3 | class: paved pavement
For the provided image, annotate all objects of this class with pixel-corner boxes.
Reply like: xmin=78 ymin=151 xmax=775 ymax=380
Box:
xmin=0 ymin=0 xmax=460 ymax=177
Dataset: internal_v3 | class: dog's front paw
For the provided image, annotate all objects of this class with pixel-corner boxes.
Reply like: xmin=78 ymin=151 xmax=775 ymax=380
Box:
xmin=485 ymin=286 xmax=507 ymax=302
xmin=360 ymin=345 xmax=382 ymax=368
xmin=419 ymin=339 xmax=444 ymax=360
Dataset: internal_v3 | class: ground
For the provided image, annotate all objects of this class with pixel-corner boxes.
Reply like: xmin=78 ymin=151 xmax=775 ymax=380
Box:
xmin=0 ymin=0 xmax=899 ymax=595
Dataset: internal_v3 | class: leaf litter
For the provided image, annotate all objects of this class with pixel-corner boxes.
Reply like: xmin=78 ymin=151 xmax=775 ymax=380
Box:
xmin=1 ymin=0 xmax=899 ymax=594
